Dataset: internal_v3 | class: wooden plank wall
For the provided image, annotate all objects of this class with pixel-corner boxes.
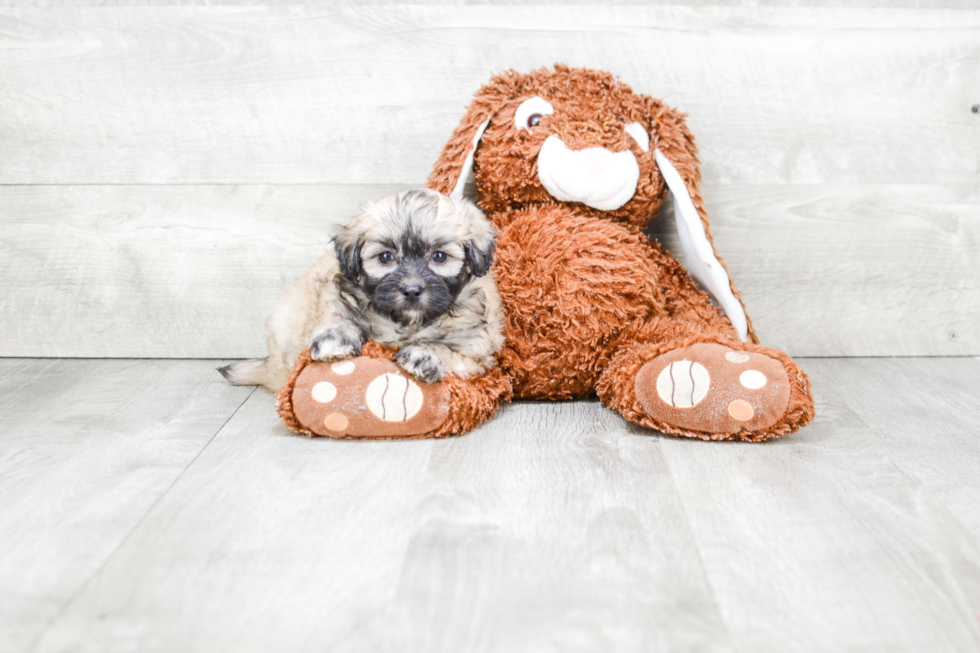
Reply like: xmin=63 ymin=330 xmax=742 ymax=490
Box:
xmin=0 ymin=3 xmax=977 ymax=358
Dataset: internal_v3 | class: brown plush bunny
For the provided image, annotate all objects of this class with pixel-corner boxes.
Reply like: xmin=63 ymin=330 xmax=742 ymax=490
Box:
xmin=277 ymin=64 xmax=814 ymax=442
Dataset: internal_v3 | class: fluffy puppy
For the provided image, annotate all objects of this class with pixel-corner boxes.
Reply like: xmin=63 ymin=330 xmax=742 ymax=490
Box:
xmin=220 ymin=189 xmax=504 ymax=391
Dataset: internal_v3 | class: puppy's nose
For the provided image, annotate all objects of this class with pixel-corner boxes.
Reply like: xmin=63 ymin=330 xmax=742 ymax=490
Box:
xmin=401 ymin=284 xmax=424 ymax=301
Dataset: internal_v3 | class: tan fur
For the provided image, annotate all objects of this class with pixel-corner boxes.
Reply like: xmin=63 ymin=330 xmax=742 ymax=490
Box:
xmin=221 ymin=189 xmax=504 ymax=391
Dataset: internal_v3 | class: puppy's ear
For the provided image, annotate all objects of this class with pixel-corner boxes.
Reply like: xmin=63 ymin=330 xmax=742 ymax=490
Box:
xmin=333 ymin=226 xmax=362 ymax=280
xmin=455 ymin=197 xmax=496 ymax=277
xmin=466 ymin=239 xmax=495 ymax=277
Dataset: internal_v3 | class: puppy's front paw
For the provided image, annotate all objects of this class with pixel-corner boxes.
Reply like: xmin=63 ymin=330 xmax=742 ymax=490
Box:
xmin=396 ymin=346 xmax=446 ymax=384
xmin=310 ymin=327 xmax=365 ymax=362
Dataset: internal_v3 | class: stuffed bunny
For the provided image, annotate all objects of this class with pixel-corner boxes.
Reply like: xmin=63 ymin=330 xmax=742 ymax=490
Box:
xmin=277 ymin=65 xmax=814 ymax=442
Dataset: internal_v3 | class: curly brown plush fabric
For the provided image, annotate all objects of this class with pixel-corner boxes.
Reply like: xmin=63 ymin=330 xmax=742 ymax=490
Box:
xmin=279 ymin=64 xmax=814 ymax=441
xmin=275 ymin=348 xmax=313 ymax=436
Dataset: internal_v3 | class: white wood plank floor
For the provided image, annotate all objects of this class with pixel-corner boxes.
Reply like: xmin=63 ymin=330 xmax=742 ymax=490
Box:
xmin=2 ymin=357 xmax=979 ymax=652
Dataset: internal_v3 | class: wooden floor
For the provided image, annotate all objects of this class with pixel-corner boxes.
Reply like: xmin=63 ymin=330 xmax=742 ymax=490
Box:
xmin=2 ymin=356 xmax=979 ymax=652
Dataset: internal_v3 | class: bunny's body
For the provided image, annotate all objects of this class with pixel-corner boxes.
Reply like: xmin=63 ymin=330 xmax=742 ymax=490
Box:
xmin=276 ymin=66 xmax=814 ymax=441
xmin=490 ymin=205 xmax=733 ymax=400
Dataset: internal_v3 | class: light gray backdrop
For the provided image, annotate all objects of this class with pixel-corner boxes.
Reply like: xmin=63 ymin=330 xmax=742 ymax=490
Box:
xmin=1 ymin=2 xmax=977 ymax=358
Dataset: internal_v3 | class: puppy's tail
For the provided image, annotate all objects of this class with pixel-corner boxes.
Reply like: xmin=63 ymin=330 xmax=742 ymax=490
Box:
xmin=217 ymin=357 xmax=289 ymax=392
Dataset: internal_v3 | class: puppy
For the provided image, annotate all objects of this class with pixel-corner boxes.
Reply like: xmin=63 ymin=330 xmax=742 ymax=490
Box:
xmin=220 ymin=189 xmax=504 ymax=391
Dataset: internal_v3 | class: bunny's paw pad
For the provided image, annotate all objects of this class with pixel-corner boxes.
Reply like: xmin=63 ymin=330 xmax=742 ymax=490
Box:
xmin=635 ymin=343 xmax=791 ymax=435
xmin=290 ymin=357 xmax=449 ymax=438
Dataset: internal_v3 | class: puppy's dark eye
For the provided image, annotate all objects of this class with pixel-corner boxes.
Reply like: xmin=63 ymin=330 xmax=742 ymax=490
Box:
xmin=378 ymin=251 xmax=394 ymax=264
xmin=527 ymin=114 xmax=542 ymax=128
xmin=432 ymin=251 xmax=448 ymax=264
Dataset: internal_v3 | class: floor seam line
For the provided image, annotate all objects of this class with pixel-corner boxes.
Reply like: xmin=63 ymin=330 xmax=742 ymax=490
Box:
xmin=26 ymin=384 xmax=258 ymax=653
xmin=658 ymin=441 xmax=739 ymax=653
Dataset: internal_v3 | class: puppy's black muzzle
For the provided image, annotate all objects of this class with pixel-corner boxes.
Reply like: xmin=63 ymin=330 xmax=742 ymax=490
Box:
xmin=370 ymin=260 xmax=453 ymax=326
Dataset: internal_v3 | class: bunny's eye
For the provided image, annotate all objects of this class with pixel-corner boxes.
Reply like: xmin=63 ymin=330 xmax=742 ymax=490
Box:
xmin=515 ymin=96 xmax=554 ymax=132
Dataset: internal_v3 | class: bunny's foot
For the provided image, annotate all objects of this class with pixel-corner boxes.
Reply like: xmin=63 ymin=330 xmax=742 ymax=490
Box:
xmin=276 ymin=346 xmax=511 ymax=439
xmin=598 ymin=340 xmax=814 ymax=441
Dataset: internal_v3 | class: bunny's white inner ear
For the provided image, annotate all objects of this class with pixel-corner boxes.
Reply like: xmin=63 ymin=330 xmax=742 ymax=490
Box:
xmin=451 ymin=117 xmax=492 ymax=199
xmin=654 ymin=148 xmax=749 ymax=342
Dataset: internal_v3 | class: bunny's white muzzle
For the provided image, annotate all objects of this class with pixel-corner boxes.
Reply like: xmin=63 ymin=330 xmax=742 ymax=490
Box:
xmin=537 ymin=136 xmax=640 ymax=211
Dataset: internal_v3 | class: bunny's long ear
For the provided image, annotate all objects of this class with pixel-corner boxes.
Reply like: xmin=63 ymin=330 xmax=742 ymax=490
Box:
xmin=426 ymin=78 xmax=514 ymax=198
xmin=652 ymin=107 xmax=758 ymax=343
